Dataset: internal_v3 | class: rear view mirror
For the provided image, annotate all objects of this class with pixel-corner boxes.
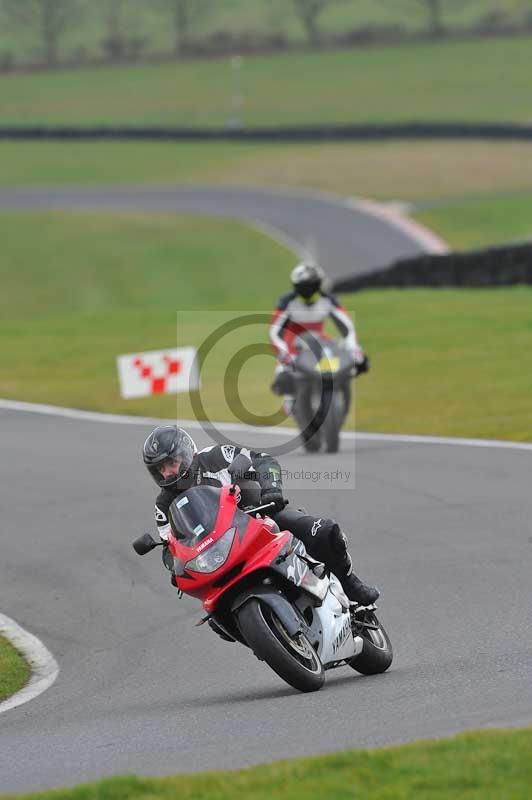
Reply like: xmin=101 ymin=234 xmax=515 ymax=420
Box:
xmin=132 ymin=533 xmax=161 ymax=555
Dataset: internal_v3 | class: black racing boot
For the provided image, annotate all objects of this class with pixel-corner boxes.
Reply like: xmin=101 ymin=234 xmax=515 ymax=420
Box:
xmin=340 ymin=571 xmax=380 ymax=606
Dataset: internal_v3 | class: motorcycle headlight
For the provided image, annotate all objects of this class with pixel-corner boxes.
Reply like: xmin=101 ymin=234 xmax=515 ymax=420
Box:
xmin=185 ymin=527 xmax=236 ymax=574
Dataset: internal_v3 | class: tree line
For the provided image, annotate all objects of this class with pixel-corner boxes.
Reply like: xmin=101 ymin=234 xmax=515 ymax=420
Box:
xmin=0 ymin=0 xmax=521 ymax=68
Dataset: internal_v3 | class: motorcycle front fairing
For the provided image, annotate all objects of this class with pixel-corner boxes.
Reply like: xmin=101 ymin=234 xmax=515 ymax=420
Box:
xmin=293 ymin=335 xmax=355 ymax=384
xmin=168 ymin=486 xmax=363 ymax=665
xmin=168 ymin=485 xmax=292 ymax=608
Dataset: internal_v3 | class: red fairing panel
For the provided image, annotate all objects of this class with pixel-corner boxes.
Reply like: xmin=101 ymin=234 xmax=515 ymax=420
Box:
xmin=168 ymin=486 xmax=291 ymax=609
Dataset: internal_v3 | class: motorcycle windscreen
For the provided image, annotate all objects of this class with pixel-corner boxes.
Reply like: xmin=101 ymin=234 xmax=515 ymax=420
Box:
xmin=168 ymin=485 xmax=249 ymax=545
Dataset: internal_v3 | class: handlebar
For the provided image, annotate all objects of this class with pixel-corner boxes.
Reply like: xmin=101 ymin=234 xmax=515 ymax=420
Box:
xmin=244 ymin=498 xmax=289 ymax=516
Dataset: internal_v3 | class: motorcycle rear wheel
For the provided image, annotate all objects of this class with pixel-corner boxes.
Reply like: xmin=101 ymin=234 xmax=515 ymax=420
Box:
xmin=349 ymin=611 xmax=393 ymax=675
xmin=238 ymin=599 xmax=325 ymax=692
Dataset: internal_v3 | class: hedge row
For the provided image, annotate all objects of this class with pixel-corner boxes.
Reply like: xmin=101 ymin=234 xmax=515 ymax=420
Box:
xmin=333 ymin=243 xmax=532 ymax=293
xmin=2 ymin=122 xmax=532 ymax=142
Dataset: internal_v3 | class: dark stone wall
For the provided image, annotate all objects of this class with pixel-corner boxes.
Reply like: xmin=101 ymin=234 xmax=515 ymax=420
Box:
xmin=333 ymin=243 xmax=532 ymax=293
xmin=3 ymin=122 xmax=532 ymax=142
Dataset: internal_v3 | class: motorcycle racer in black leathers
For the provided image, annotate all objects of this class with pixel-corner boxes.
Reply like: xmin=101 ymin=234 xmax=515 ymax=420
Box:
xmin=143 ymin=425 xmax=379 ymax=606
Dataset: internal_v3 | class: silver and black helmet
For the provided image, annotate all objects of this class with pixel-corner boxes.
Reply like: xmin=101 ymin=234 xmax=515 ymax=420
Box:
xmin=142 ymin=425 xmax=197 ymax=489
xmin=290 ymin=262 xmax=324 ymax=299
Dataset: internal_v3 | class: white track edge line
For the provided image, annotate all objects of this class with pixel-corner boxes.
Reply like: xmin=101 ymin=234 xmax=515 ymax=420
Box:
xmin=346 ymin=196 xmax=450 ymax=255
xmin=1 ymin=398 xmax=531 ymax=452
xmin=0 ymin=614 xmax=59 ymax=714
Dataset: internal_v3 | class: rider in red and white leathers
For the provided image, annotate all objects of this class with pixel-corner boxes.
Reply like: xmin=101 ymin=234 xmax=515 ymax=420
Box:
xmin=269 ymin=263 xmax=368 ymax=410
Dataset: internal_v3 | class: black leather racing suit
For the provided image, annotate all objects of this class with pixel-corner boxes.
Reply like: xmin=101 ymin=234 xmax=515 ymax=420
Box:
xmin=153 ymin=444 xmax=355 ymax=584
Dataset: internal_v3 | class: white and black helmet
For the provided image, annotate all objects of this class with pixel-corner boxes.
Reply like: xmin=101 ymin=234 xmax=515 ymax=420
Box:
xmin=290 ymin=262 xmax=324 ymax=299
xmin=143 ymin=425 xmax=197 ymax=489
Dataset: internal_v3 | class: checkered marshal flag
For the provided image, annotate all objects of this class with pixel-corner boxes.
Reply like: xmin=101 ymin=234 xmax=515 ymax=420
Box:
xmin=116 ymin=347 xmax=200 ymax=399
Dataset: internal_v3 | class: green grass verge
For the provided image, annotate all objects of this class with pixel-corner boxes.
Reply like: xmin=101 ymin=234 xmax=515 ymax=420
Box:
xmin=413 ymin=192 xmax=532 ymax=249
xmin=1 ymin=211 xmax=531 ymax=441
xmin=2 ymin=728 xmax=531 ymax=800
xmin=4 ymin=140 xmax=532 ymax=203
xmin=1 ymin=38 xmax=532 ymax=126
xmin=0 ymin=634 xmax=31 ymax=703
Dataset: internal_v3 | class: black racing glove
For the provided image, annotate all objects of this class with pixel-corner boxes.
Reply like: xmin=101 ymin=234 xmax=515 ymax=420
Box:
xmin=261 ymin=487 xmax=286 ymax=513
xmin=356 ymin=354 xmax=370 ymax=375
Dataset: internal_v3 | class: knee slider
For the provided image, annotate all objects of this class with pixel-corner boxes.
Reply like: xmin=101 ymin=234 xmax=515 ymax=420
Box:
xmin=304 ymin=518 xmax=350 ymax=573
xmin=286 ymin=513 xmax=318 ymax=541
xmin=323 ymin=521 xmax=352 ymax=576
xmin=309 ymin=517 xmax=341 ymax=551
xmin=295 ymin=516 xmax=337 ymax=542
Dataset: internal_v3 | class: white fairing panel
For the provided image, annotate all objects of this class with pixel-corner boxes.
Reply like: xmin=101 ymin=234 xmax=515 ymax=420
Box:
xmin=316 ymin=585 xmax=359 ymax=663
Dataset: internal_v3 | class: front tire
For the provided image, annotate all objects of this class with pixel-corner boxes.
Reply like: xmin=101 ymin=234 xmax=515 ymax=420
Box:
xmin=237 ymin=599 xmax=324 ymax=692
xmin=323 ymin=389 xmax=343 ymax=453
xmin=303 ymin=428 xmax=322 ymax=452
xmin=349 ymin=611 xmax=393 ymax=675
xmin=295 ymin=385 xmax=323 ymax=453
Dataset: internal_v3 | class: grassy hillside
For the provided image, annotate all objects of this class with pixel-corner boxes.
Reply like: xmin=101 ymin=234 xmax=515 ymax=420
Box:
xmin=2 ymin=728 xmax=532 ymax=800
xmin=414 ymin=191 xmax=532 ymax=249
xmin=0 ymin=0 xmax=526 ymax=65
xmin=1 ymin=211 xmax=530 ymax=441
xmin=2 ymin=140 xmax=532 ymax=202
xmin=0 ymin=212 xmax=293 ymax=421
xmin=1 ymin=38 xmax=531 ymax=126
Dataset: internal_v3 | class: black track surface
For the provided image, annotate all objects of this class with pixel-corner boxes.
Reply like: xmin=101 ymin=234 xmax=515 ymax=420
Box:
xmin=0 ymin=185 xmax=425 ymax=279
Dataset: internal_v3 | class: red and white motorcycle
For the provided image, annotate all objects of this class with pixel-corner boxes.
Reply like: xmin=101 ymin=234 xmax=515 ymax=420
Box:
xmin=133 ymin=483 xmax=392 ymax=693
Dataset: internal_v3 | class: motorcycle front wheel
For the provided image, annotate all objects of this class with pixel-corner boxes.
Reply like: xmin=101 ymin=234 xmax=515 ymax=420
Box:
xmin=293 ymin=384 xmax=323 ymax=453
xmin=237 ymin=599 xmax=325 ymax=692
xmin=322 ymin=388 xmax=343 ymax=453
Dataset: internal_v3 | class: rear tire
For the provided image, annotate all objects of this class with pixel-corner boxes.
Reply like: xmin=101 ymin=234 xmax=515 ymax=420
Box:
xmin=237 ymin=599 xmax=324 ymax=692
xmin=349 ymin=612 xmax=393 ymax=675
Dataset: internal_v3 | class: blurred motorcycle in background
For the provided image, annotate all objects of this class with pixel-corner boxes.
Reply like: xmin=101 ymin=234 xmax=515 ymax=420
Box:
xmin=286 ymin=332 xmax=369 ymax=453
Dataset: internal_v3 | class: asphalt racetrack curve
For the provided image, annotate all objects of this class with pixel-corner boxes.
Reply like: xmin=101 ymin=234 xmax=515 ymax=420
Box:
xmin=0 ymin=184 xmax=428 ymax=280
xmin=1 ymin=186 xmax=531 ymax=793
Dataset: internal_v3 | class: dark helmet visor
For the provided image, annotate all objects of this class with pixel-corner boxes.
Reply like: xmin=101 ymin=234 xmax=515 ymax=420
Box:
xmin=295 ymin=279 xmax=320 ymax=299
